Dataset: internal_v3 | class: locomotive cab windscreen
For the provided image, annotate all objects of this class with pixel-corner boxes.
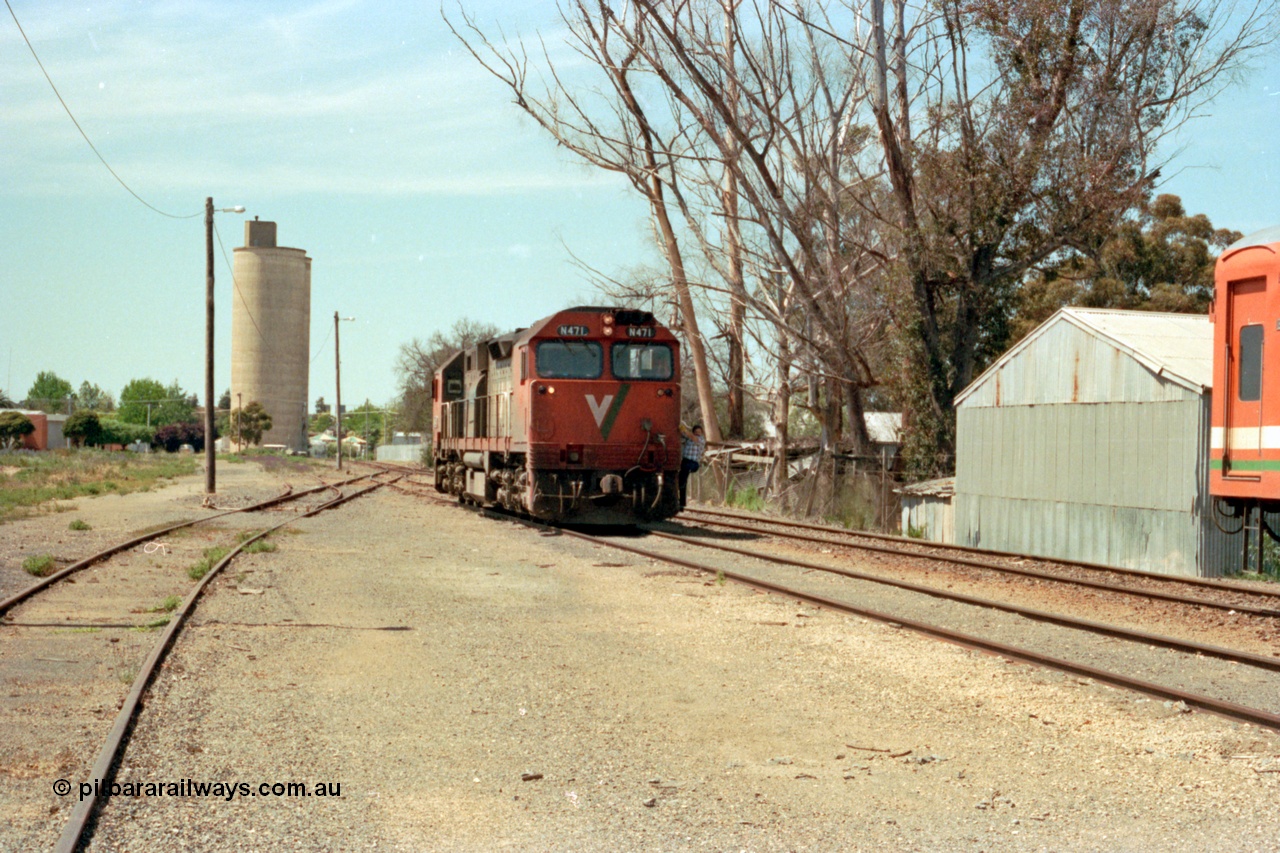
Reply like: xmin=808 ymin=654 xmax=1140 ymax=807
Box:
xmin=535 ymin=340 xmax=603 ymax=379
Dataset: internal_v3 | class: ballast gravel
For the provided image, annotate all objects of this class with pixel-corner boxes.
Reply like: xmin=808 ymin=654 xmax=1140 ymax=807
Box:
xmin=3 ymin=467 xmax=1279 ymax=850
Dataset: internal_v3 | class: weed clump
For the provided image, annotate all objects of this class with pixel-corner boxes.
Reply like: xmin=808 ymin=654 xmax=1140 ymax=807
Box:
xmin=243 ymin=538 xmax=277 ymax=554
xmin=22 ymin=554 xmax=55 ymax=576
xmin=188 ymin=546 xmax=230 ymax=581
xmin=69 ymin=519 xmax=92 ymax=531
xmin=151 ymin=595 xmax=181 ymax=613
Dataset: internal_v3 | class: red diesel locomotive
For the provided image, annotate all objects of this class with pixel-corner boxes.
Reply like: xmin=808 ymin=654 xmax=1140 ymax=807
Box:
xmin=432 ymin=306 xmax=683 ymax=523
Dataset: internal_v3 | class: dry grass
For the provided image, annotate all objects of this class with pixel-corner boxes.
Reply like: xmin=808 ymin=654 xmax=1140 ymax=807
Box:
xmin=0 ymin=449 xmax=196 ymax=523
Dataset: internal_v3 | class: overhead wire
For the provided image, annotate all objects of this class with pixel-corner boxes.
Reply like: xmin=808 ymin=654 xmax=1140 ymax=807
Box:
xmin=5 ymin=0 xmax=200 ymax=220
xmin=213 ymin=222 xmax=266 ymax=344
xmin=310 ymin=325 xmax=333 ymax=365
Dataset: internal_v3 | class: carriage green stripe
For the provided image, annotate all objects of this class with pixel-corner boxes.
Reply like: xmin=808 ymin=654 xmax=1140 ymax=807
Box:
xmin=1209 ymin=459 xmax=1280 ymax=471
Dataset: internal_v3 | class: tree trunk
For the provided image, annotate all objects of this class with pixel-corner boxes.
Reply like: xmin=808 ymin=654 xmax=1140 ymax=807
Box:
xmin=650 ymin=198 xmax=723 ymax=443
xmin=770 ymin=327 xmax=792 ymax=510
xmin=722 ymin=0 xmax=746 ymax=438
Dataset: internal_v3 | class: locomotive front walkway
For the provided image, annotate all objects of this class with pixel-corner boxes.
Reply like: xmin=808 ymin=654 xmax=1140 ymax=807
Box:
xmin=9 ymin=477 xmax=1279 ymax=850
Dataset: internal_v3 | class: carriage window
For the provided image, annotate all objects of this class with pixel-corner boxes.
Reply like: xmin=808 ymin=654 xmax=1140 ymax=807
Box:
xmin=612 ymin=343 xmax=673 ymax=380
xmin=1239 ymin=324 xmax=1264 ymax=402
xmin=535 ymin=341 xmax=603 ymax=379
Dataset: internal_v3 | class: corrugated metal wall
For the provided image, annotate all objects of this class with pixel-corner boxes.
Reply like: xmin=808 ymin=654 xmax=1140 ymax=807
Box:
xmin=901 ymin=495 xmax=954 ymax=544
xmin=955 ymin=319 xmax=1240 ymax=578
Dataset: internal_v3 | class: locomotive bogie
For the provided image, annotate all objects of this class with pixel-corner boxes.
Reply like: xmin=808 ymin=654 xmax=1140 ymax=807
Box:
xmin=432 ymin=307 xmax=683 ymax=524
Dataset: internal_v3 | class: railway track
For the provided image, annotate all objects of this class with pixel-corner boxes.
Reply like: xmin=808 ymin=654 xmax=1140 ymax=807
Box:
xmin=397 ymin=487 xmax=1280 ymax=734
xmin=1 ymin=466 xmax=399 ymax=852
xmin=681 ymin=507 xmax=1280 ymax=619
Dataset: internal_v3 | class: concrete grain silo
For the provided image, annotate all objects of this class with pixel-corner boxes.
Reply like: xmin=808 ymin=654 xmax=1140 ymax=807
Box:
xmin=231 ymin=219 xmax=312 ymax=450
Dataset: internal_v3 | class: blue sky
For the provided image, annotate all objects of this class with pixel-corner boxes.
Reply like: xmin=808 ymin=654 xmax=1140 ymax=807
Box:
xmin=2 ymin=0 xmax=1279 ymax=410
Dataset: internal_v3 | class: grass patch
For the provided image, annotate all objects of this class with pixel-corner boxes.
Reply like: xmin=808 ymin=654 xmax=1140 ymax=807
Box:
xmin=117 ymin=663 xmax=141 ymax=684
xmin=724 ymin=482 xmax=765 ymax=512
xmin=187 ymin=546 xmax=230 ymax=581
xmin=0 ymin=450 xmax=197 ymax=524
xmin=140 ymin=617 xmax=171 ymax=630
xmin=68 ymin=518 xmax=92 ymax=531
xmin=1226 ymin=571 xmax=1279 ymax=583
xmin=250 ymin=453 xmax=320 ymax=475
xmin=243 ymin=538 xmax=277 ymax=554
xmin=150 ymin=595 xmax=182 ymax=613
xmin=22 ymin=554 xmax=56 ymax=576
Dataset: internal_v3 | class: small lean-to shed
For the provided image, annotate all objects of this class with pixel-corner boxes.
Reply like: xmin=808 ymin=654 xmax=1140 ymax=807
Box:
xmin=953 ymin=307 xmax=1237 ymax=577
xmin=899 ymin=477 xmax=955 ymax=543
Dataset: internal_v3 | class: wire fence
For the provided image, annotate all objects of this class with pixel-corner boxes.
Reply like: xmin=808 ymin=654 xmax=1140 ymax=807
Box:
xmin=691 ymin=448 xmax=903 ymax=533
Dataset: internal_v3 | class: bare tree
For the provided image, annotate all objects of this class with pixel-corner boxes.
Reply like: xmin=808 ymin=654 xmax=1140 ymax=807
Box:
xmin=612 ymin=0 xmax=889 ymax=459
xmin=396 ymin=318 xmax=501 ymax=434
xmin=445 ymin=1 xmax=725 ymax=442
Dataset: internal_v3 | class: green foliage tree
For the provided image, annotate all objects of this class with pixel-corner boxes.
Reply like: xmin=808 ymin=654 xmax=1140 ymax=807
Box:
xmin=97 ymin=418 xmax=154 ymax=448
xmin=64 ymin=410 xmax=103 ymax=447
xmin=0 ymin=389 xmax=14 ymax=408
xmin=0 ymin=411 xmax=35 ymax=449
xmin=309 ymin=411 xmax=334 ymax=435
xmin=118 ymin=378 xmax=194 ymax=427
xmin=25 ymin=371 xmax=73 ymax=414
xmin=230 ymin=402 xmax=273 ymax=447
xmin=343 ymin=400 xmax=387 ymax=447
xmin=75 ymin=381 xmax=114 ymax=413
xmin=1013 ymin=195 xmax=1242 ymax=341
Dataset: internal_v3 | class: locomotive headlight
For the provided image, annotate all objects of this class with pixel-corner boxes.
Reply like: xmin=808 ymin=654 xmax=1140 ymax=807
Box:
xmin=547 ymin=385 xmax=555 ymax=395
xmin=602 ymin=312 xmax=615 ymax=326
xmin=603 ymin=326 xmax=614 ymax=336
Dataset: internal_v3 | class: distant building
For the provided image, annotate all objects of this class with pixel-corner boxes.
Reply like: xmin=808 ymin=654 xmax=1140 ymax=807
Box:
xmin=949 ymin=307 xmax=1237 ymax=577
xmin=231 ymin=219 xmax=312 ymax=451
xmin=0 ymin=409 xmax=67 ymax=450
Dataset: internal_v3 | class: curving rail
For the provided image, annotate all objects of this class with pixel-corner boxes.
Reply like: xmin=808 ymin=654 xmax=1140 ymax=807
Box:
xmin=51 ymin=474 xmax=398 ymax=853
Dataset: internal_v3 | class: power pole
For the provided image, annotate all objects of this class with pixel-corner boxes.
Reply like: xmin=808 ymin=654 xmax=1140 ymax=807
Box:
xmin=335 ymin=311 xmax=344 ymax=471
xmin=204 ymin=197 xmax=216 ymax=495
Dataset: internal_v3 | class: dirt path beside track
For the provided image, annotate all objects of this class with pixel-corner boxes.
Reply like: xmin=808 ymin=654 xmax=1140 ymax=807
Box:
xmin=21 ymin=484 xmax=1270 ymax=852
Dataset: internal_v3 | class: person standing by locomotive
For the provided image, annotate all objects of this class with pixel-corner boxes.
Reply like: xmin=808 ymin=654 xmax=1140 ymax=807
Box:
xmin=678 ymin=423 xmax=705 ymax=510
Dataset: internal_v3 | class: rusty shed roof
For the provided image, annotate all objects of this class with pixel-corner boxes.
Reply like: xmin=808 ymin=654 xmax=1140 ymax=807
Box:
xmin=956 ymin=307 xmax=1211 ymax=407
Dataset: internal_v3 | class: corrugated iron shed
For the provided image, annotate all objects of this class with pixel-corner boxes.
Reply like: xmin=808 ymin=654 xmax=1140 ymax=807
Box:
xmin=953 ymin=307 xmax=1236 ymax=577
xmin=898 ymin=477 xmax=955 ymax=543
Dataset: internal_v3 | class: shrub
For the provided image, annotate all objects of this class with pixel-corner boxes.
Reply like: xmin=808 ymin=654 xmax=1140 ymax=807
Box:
xmin=69 ymin=519 xmax=91 ymax=531
xmin=96 ymin=418 xmax=154 ymax=448
xmin=0 ymin=412 xmax=35 ymax=450
xmin=22 ymin=554 xmax=55 ymax=576
xmin=64 ymin=410 xmax=103 ymax=447
xmin=153 ymin=421 xmax=214 ymax=453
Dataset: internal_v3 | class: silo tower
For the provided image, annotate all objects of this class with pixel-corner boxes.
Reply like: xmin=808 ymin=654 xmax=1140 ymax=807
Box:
xmin=231 ymin=219 xmax=312 ymax=450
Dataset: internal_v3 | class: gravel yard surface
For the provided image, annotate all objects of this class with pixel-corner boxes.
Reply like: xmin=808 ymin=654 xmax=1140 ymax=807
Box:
xmin=632 ymin=526 xmax=1280 ymax=718
xmin=4 ymin=469 xmax=1280 ymax=850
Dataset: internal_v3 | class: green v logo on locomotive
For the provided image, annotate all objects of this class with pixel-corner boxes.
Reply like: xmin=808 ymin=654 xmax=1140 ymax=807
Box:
xmin=585 ymin=384 xmax=631 ymax=440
